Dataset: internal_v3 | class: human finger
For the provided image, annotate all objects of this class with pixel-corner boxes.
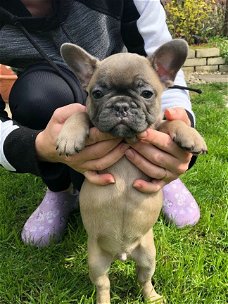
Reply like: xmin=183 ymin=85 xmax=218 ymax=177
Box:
xmin=86 ymin=127 xmax=117 ymax=146
xmin=125 ymin=148 xmax=177 ymax=177
xmin=64 ymin=138 xmax=123 ymax=166
xmin=136 ymin=128 xmax=191 ymax=162
xmin=133 ymin=179 xmax=165 ymax=193
xmin=80 ymin=143 xmax=129 ymax=172
xmin=164 ymin=107 xmax=191 ymax=126
xmin=84 ymin=171 xmax=116 ymax=185
xmin=132 ymin=179 xmax=168 ymax=193
xmin=52 ymin=103 xmax=86 ymax=124
xmin=125 ymin=146 xmax=186 ymax=177
xmin=128 ymin=142 xmax=190 ymax=175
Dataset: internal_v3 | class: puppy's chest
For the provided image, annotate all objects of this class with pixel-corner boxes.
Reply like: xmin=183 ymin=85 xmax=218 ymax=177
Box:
xmin=80 ymin=155 xmax=162 ymax=257
xmin=101 ymin=156 xmax=150 ymax=188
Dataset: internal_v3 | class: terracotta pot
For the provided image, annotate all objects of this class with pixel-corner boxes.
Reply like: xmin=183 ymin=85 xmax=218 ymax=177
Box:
xmin=0 ymin=64 xmax=17 ymax=102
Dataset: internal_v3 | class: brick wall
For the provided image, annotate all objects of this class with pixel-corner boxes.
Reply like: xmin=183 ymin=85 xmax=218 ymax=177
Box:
xmin=183 ymin=47 xmax=228 ymax=73
xmin=0 ymin=65 xmax=17 ymax=102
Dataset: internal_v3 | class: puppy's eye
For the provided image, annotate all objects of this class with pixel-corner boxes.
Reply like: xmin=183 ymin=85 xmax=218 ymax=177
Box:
xmin=92 ymin=90 xmax=104 ymax=99
xmin=141 ymin=90 xmax=153 ymax=99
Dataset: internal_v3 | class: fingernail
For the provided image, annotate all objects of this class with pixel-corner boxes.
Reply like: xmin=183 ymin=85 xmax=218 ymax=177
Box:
xmin=125 ymin=149 xmax=135 ymax=160
xmin=120 ymin=143 xmax=130 ymax=152
xmin=104 ymin=173 xmax=116 ymax=184
xmin=165 ymin=108 xmax=176 ymax=119
xmin=107 ymin=178 xmax=115 ymax=184
xmin=137 ymin=130 xmax=147 ymax=139
xmin=101 ymin=176 xmax=115 ymax=185
xmin=133 ymin=181 xmax=142 ymax=189
xmin=167 ymin=108 xmax=175 ymax=114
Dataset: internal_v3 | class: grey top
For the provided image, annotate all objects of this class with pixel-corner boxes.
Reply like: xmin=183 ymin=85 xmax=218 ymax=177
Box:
xmin=0 ymin=0 xmax=194 ymax=175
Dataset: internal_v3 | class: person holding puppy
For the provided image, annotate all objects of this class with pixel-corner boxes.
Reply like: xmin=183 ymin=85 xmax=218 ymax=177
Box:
xmin=0 ymin=0 xmax=200 ymax=247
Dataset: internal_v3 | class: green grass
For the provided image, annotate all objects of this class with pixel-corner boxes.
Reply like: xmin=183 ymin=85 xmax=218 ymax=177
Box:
xmin=0 ymin=83 xmax=227 ymax=304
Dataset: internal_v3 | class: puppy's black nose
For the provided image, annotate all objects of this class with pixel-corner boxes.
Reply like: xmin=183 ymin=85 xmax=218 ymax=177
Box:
xmin=114 ymin=102 xmax=129 ymax=117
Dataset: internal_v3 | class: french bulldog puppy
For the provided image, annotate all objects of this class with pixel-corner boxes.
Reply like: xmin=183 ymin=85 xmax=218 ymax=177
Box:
xmin=57 ymin=40 xmax=207 ymax=304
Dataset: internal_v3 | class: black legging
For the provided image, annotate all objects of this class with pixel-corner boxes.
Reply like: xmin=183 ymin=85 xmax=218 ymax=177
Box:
xmin=9 ymin=62 xmax=87 ymax=192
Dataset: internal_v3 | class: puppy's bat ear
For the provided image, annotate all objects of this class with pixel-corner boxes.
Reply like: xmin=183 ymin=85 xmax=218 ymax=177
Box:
xmin=148 ymin=39 xmax=188 ymax=87
xmin=60 ymin=43 xmax=99 ymax=88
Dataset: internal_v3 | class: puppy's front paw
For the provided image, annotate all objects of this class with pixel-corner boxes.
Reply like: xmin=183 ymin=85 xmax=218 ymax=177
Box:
xmin=56 ymin=127 xmax=89 ymax=155
xmin=56 ymin=112 xmax=90 ymax=156
xmin=172 ymin=127 xmax=207 ymax=155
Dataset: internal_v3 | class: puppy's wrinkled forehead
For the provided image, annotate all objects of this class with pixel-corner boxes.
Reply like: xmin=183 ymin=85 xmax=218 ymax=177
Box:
xmin=89 ymin=53 xmax=162 ymax=90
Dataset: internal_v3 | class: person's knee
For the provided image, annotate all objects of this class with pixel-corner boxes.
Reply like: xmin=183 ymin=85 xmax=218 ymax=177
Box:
xmin=9 ymin=66 xmax=79 ymax=129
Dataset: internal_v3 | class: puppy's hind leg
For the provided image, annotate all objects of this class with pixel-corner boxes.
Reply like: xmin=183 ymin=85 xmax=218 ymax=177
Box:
xmin=88 ymin=237 xmax=113 ymax=304
xmin=131 ymin=230 xmax=164 ymax=303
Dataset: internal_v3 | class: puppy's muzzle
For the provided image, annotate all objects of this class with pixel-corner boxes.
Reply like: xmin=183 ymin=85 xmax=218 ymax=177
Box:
xmin=114 ymin=102 xmax=130 ymax=118
xmin=93 ymin=97 xmax=146 ymax=136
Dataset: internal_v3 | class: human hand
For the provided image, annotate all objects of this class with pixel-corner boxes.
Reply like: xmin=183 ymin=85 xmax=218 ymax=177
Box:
xmin=125 ymin=107 xmax=192 ymax=193
xmin=35 ymin=104 xmax=129 ymax=185
xmin=164 ymin=107 xmax=191 ymax=126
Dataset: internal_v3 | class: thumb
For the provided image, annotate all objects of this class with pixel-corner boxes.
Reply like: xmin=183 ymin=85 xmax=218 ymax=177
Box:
xmin=164 ymin=107 xmax=191 ymax=126
xmin=53 ymin=104 xmax=86 ymax=124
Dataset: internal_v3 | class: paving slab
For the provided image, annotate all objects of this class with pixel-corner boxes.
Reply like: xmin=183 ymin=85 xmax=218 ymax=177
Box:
xmin=197 ymin=73 xmax=228 ymax=83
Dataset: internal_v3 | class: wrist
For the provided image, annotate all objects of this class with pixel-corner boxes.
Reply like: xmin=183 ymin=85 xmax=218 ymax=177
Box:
xmin=3 ymin=126 xmax=41 ymax=175
xmin=35 ymin=131 xmax=56 ymax=162
xmin=185 ymin=110 xmax=195 ymax=127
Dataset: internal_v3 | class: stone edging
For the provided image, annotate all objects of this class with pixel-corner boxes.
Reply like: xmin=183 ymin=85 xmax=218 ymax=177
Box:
xmin=183 ymin=47 xmax=228 ymax=73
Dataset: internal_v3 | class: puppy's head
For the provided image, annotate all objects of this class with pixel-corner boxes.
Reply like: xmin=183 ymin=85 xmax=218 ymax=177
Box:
xmin=61 ymin=40 xmax=188 ymax=138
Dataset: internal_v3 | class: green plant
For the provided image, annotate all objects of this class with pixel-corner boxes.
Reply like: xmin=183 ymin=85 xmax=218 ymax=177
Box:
xmin=164 ymin=0 xmax=226 ymax=44
xmin=208 ymin=36 xmax=228 ymax=64
xmin=0 ymin=83 xmax=227 ymax=303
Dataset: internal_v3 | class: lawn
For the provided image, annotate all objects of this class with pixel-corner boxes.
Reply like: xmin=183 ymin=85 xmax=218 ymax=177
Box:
xmin=0 ymin=83 xmax=227 ymax=304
